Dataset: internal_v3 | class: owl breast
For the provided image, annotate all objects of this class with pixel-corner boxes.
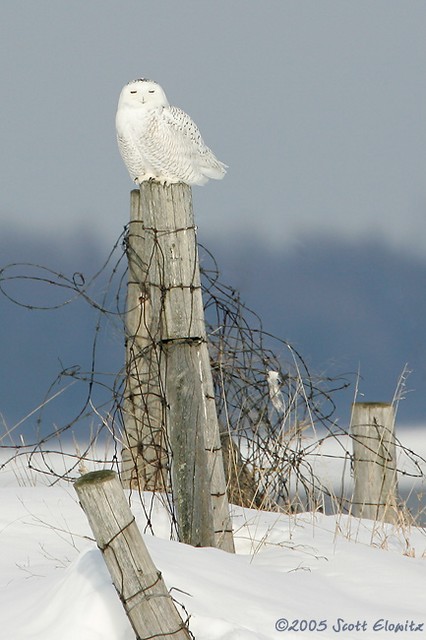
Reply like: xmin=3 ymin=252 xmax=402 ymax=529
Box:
xmin=116 ymin=108 xmax=159 ymax=183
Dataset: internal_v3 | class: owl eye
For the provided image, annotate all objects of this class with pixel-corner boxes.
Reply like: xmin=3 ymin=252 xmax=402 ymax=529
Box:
xmin=130 ymin=90 xmax=137 ymax=94
xmin=148 ymin=90 xmax=155 ymax=93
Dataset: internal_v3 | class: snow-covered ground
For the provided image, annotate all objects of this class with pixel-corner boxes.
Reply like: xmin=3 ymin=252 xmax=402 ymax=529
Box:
xmin=1 ymin=457 xmax=426 ymax=639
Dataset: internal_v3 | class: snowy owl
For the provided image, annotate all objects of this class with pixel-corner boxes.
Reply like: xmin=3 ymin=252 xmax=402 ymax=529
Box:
xmin=116 ymin=78 xmax=227 ymax=186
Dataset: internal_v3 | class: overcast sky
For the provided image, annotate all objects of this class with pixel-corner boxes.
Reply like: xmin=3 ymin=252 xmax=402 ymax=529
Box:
xmin=1 ymin=2 xmax=426 ymax=427
xmin=2 ymin=1 xmax=426 ymax=256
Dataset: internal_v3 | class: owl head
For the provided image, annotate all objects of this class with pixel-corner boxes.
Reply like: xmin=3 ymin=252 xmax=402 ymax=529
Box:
xmin=118 ymin=78 xmax=169 ymax=109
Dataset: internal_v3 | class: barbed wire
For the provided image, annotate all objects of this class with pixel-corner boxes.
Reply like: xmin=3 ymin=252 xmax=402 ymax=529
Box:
xmin=0 ymin=229 xmax=425 ymax=526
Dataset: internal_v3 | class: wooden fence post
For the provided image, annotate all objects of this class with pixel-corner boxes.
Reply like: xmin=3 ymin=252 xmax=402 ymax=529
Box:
xmin=74 ymin=471 xmax=191 ymax=640
xmin=121 ymin=189 xmax=169 ymax=491
xmin=122 ymin=184 xmax=234 ymax=552
xmin=350 ymin=402 xmax=399 ymax=523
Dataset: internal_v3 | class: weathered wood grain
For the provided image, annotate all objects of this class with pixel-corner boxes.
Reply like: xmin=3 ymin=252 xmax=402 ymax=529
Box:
xmin=122 ymin=189 xmax=169 ymax=491
xmin=122 ymin=182 xmax=234 ymax=551
xmin=74 ymin=471 xmax=191 ymax=640
xmin=351 ymin=402 xmax=399 ymax=523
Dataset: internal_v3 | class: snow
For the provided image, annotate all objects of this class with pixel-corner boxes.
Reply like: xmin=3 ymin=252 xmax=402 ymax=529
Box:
xmin=1 ymin=471 xmax=426 ymax=639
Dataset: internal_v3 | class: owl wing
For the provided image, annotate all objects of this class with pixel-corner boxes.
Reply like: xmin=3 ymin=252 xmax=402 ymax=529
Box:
xmin=161 ymin=107 xmax=227 ymax=180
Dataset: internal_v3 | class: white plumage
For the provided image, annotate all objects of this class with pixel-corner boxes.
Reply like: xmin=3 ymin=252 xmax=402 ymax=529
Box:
xmin=116 ymin=78 xmax=227 ymax=186
xmin=267 ymin=371 xmax=286 ymax=416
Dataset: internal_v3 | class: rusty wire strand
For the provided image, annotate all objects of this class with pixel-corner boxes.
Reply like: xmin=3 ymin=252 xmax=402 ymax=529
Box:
xmin=0 ymin=230 xmax=425 ymax=523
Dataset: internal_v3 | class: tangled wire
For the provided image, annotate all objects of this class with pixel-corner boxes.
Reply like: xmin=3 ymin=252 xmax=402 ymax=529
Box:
xmin=0 ymin=229 xmax=425 ymax=522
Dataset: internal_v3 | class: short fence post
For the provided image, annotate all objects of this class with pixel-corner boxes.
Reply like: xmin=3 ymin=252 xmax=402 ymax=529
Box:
xmin=74 ymin=471 xmax=191 ymax=640
xmin=350 ymin=402 xmax=399 ymax=523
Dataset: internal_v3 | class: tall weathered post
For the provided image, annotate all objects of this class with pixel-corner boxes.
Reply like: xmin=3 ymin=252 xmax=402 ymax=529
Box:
xmin=350 ymin=402 xmax=399 ymax=523
xmin=122 ymin=183 xmax=234 ymax=552
xmin=122 ymin=190 xmax=169 ymax=491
